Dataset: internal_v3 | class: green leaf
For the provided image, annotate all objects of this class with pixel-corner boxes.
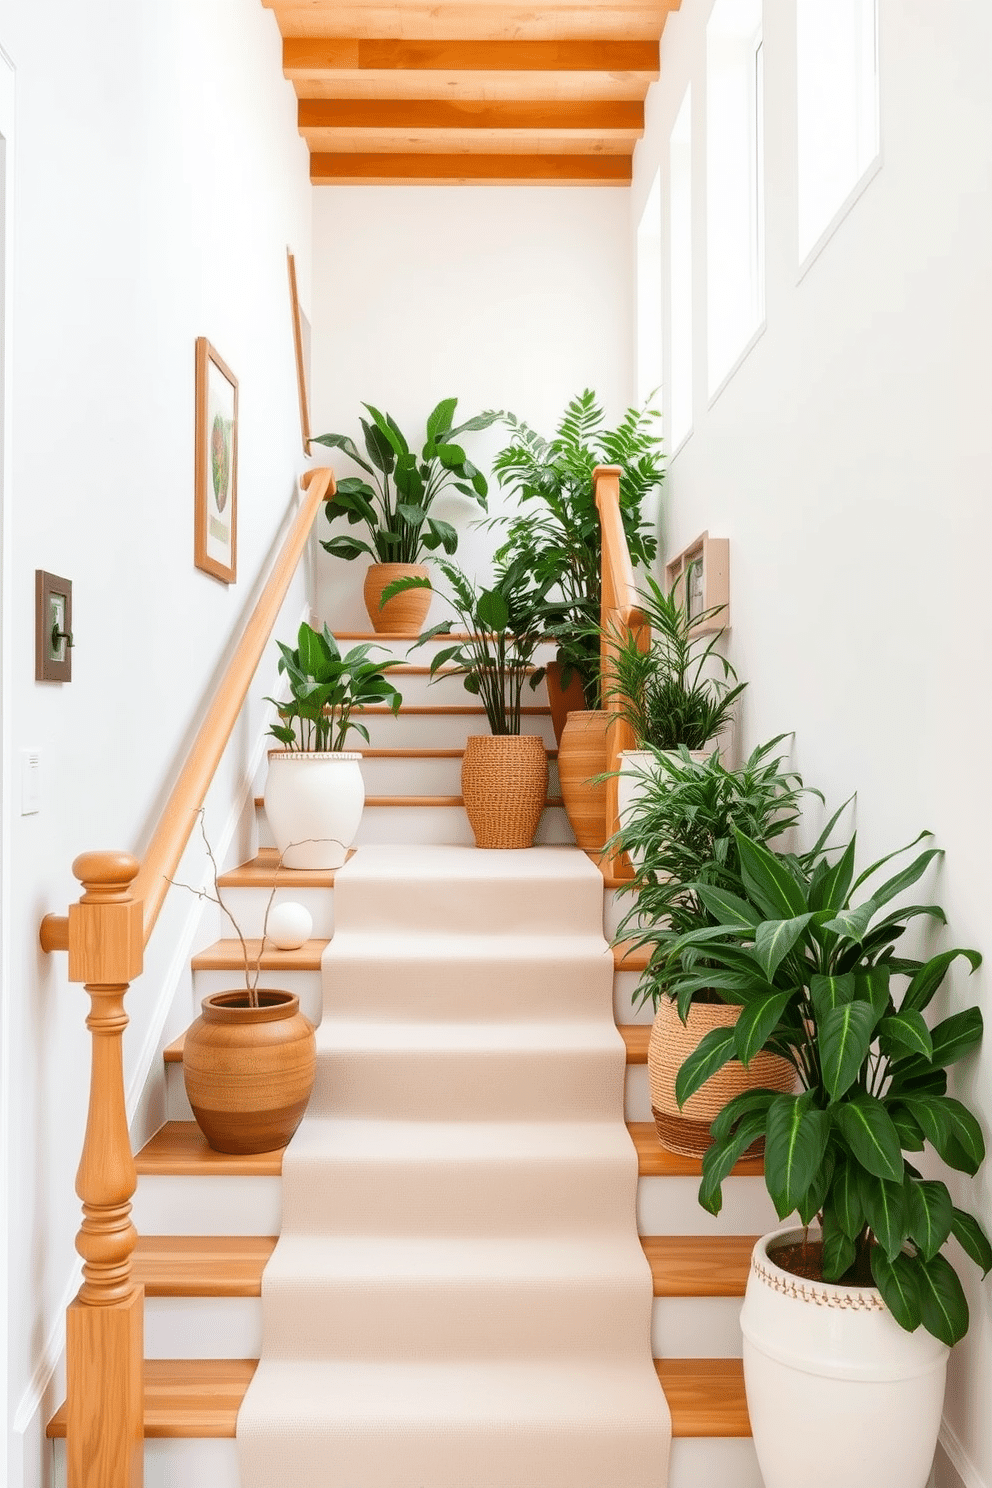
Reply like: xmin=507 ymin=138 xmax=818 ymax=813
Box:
xmin=674 ymin=1025 xmax=738 ymax=1108
xmin=733 ymin=990 xmax=794 ymax=1066
xmin=475 ymin=587 xmax=510 ymax=633
xmin=830 ymin=1153 xmax=867 ymax=1238
xmin=898 ymin=1093 xmax=953 ymax=1152
xmin=928 ymin=1007 xmax=983 ymax=1068
xmin=901 ymin=947 xmax=982 ymax=1014
xmin=425 ymin=396 xmax=458 ymax=447
xmin=905 ymin=1179 xmax=953 ymax=1262
xmin=694 ymin=884 xmax=762 ymax=929
xmin=854 ymin=966 xmax=892 ymax=1025
xmin=821 ymin=1204 xmax=857 ymax=1279
xmin=889 ymin=1103 xmax=926 ymax=1151
xmin=697 ymin=1111 xmax=769 ymax=1215
xmin=320 ymin=535 xmax=377 ymax=562
xmin=735 ymin=832 xmax=808 ymax=919
xmin=753 ymin=913 xmax=815 ymax=981
xmin=950 ymin=1209 xmax=992 ymax=1275
xmin=820 ymin=1001 xmax=876 ymax=1101
xmin=395 ymin=502 xmax=428 ymax=526
xmin=764 ymin=1093 xmax=831 ymax=1219
xmin=861 ymin=1176 xmax=908 ymax=1261
xmin=425 ymin=518 xmax=459 ymax=555
xmin=709 ymin=1086 xmax=777 ymax=1142
xmin=435 ymin=441 xmax=468 ymax=468
xmin=871 ymin=1249 xmax=923 ymax=1333
xmin=810 ymin=836 xmax=857 ymax=913
xmin=878 ymin=1009 xmax=933 ymax=1061
xmin=796 ymin=1147 xmax=836 ymax=1225
xmin=832 ymin=1095 xmax=905 ymax=1181
xmin=917 ymin=1252 xmax=969 ymax=1346
xmin=809 ymin=973 xmax=856 ymax=1022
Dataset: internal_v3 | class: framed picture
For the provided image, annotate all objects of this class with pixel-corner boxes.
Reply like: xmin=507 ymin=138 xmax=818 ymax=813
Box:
xmin=194 ymin=337 xmax=239 ymax=583
xmin=35 ymin=570 xmax=73 ymax=682
xmin=287 ymin=249 xmax=312 ymax=455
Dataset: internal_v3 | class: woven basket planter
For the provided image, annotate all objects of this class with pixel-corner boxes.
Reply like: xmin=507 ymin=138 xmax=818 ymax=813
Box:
xmin=649 ymin=997 xmax=795 ymax=1158
xmin=461 ymin=734 xmax=548 ymax=849
xmin=363 ymin=561 xmax=431 ymax=635
xmin=557 ymin=710 xmax=610 ymax=851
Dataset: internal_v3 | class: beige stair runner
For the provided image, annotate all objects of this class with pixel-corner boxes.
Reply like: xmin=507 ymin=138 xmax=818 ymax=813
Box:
xmin=237 ymin=844 xmax=671 ymax=1487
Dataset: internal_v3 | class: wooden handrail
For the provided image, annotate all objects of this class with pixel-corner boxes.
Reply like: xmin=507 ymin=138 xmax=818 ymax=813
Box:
xmin=41 ymin=466 xmax=335 ymax=953
xmin=593 ymin=465 xmax=649 ymax=879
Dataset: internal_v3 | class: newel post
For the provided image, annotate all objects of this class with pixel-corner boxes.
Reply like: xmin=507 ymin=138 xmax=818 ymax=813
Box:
xmin=65 ymin=851 xmax=145 ymax=1488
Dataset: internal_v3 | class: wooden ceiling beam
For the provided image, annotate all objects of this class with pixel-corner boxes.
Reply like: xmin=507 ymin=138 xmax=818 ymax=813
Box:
xmin=268 ymin=3 xmax=677 ymax=43
xmin=310 ymin=151 xmax=632 ymax=185
xmin=284 ymin=38 xmax=660 ymax=78
xmin=298 ymin=98 xmax=644 ymax=132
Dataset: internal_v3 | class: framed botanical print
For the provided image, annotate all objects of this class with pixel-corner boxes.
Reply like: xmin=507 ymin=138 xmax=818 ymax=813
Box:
xmin=194 ymin=337 xmax=238 ymax=583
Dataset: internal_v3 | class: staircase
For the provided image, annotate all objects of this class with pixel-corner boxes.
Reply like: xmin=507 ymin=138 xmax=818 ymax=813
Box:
xmin=47 ymin=630 xmax=777 ymax=1488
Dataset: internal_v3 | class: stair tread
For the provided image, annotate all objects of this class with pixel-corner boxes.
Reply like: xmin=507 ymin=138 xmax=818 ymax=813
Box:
xmin=134 ymin=1235 xmax=276 ymax=1295
xmin=254 ymin=793 xmax=565 ymax=809
xmin=351 ymin=748 xmax=558 ymax=760
xmin=613 ymin=940 xmax=649 ymax=970
xmin=48 ymin=1357 xmax=749 ymax=1440
xmin=641 ymin=1235 xmax=757 ymax=1296
xmin=190 ymin=938 xmax=329 ymax=972
xmin=135 ymin=1121 xmax=763 ymax=1180
xmin=353 ymin=704 xmax=549 ymax=715
xmin=217 ymin=848 xmax=352 ymax=889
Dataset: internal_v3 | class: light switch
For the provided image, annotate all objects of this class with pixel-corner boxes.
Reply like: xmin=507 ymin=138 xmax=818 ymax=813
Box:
xmin=21 ymin=749 xmax=41 ymax=815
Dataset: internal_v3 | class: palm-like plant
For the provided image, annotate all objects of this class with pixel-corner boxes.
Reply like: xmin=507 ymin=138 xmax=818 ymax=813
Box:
xmin=489 ymin=391 xmax=664 ymax=707
xmin=313 ymin=399 xmax=500 ymax=564
xmin=266 ymin=622 xmax=402 ymax=751
xmin=608 ymin=570 xmax=745 ymax=750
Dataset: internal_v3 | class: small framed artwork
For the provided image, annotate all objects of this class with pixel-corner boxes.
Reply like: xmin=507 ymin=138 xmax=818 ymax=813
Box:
xmin=35 ymin=570 xmax=73 ymax=682
xmin=287 ymin=249 xmax=312 ymax=455
xmin=194 ymin=337 xmax=239 ymax=583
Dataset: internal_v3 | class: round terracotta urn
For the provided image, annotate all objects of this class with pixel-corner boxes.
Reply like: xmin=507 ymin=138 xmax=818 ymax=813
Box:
xmin=557 ymin=709 xmax=610 ymax=851
xmin=363 ymin=562 xmax=431 ymax=635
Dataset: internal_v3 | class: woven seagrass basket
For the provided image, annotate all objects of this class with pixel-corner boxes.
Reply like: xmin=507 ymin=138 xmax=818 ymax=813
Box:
xmin=649 ymin=997 xmax=795 ymax=1158
xmin=461 ymin=734 xmax=548 ymax=849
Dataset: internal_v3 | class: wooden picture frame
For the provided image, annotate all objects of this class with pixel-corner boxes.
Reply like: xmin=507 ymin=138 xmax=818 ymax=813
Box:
xmin=194 ymin=337 xmax=239 ymax=583
xmin=35 ymin=570 xmax=73 ymax=682
xmin=664 ymin=532 xmax=730 ymax=635
xmin=287 ymin=249 xmax=312 ymax=455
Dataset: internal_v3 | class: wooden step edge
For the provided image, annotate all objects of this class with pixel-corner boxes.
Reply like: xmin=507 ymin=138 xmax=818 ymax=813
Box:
xmin=641 ymin=1234 xmax=758 ymax=1297
xmin=655 ymin=1357 xmax=751 ymax=1437
xmin=352 ymin=748 xmax=559 ymax=760
xmin=190 ymin=938 xmax=329 ymax=974
xmin=351 ymin=704 xmax=550 ymax=716
xmin=585 ymin=849 xmax=635 ymax=888
xmin=385 ymin=664 xmax=540 ymax=676
xmin=613 ymin=939 xmax=649 ymax=971
xmin=133 ymin=1235 xmax=277 ymax=1296
xmin=332 ymin=631 xmax=518 ymax=642
xmin=363 ymin=795 xmax=565 ymax=808
xmin=135 ymin=1121 xmax=763 ymax=1181
xmin=216 ymin=848 xmax=353 ymax=889
xmin=48 ymin=1356 xmax=750 ymax=1441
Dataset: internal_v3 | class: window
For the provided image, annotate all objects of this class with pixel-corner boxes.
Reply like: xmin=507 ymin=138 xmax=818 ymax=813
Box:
xmin=635 ymin=171 xmax=662 ymax=408
xmin=797 ymin=0 xmax=879 ymax=265
xmin=706 ymin=0 xmax=764 ymax=395
xmin=668 ymin=89 xmax=693 ymax=449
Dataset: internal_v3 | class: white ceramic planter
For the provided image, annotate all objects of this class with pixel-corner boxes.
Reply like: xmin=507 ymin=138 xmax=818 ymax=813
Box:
xmin=616 ymin=748 xmax=710 ymax=865
xmin=263 ymin=751 xmax=364 ymax=869
xmin=740 ymin=1227 xmax=949 ymax=1488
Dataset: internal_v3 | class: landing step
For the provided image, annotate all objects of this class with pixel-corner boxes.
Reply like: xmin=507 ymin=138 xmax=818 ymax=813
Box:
xmin=47 ymin=1358 xmax=749 ymax=1440
xmin=135 ymin=1122 xmax=764 ymax=1181
xmin=168 ymin=1022 xmax=649 ymax=1066
xmin=216 ymin=850 xmax=350 ymax=889
xmin=134 ymin=1236 xmax=276 ymax=1295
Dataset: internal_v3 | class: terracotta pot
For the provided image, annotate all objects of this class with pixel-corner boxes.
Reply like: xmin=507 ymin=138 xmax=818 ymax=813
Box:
xmin=183 ymin=990 xmax=317 ymax=1155
xmin=557 ymin=710 xmax=610 ymax=851
xmin=263 ymin=750 xmax=364 ymax=869
xmin=461 ymin=734 xmax=548 ymax=849
xmin=648 ymin=997 xmax=795 ymax=1158
xmin=363 ymin=562 xmax=431 ymax=635
xmin=545 ymin=661 xmax=588 ymax=746
xmin=741 ymin=1227 xmax=948 ymax=1488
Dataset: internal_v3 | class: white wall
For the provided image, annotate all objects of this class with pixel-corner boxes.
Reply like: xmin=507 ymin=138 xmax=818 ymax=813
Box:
xmin=309 ymin=186 xmax=634 ymax=630
xmin=632 ymin=2 xmax=991 ymax=1485
xmin=0 ymin=2 xmax=313 ymax=1481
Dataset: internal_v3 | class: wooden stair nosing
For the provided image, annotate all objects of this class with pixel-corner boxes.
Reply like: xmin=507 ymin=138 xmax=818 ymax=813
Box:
xmin=47 ymin=1357 xmax=749 ymax=1441
xmin=352 ymin=703 xmax=550 ymax=715
xmin=252 ymin=793 xmax=566 ymax=809
xmin=134 ymin=1121 xmax=764 ymax=1181
xmin=133 ymin=1235 xmax=276 ymax=1296
xmin=189 ymin=938 xmax=329 ymax=974
xmin=216 ymin=848 xmax=352 ymax=889
xmin=641 ymin=1234 xmax=758 ymax=1297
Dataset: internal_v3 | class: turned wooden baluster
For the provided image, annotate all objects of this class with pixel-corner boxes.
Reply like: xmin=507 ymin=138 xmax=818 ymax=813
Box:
xmin=64 ymin=851 xmax=145 ymax=1488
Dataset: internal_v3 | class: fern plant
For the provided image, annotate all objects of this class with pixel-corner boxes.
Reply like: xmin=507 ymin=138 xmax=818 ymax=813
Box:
xmin=488 ymin=390 xmax=664 ymax=708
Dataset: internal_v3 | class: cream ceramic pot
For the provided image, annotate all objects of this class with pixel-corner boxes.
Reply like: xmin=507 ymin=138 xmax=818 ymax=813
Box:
xmin=264 ymin=751 xmax=364 ymax=869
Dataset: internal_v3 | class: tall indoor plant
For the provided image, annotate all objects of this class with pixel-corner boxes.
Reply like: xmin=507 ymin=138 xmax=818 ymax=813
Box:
xmin=665 ymin=827 xmax=989 ymax=1488
xmin=263 ymin=620 xmax=403 ymax=868
xmin=313 ymin=398 xmax=500 ymax=634
xmin=613 ymin=738 xmax=817 ymax=1155
xmin=386 ymin=558 xmax=551 ymax=847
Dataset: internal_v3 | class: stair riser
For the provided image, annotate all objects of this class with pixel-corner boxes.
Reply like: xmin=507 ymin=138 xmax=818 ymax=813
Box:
xmin=308 ymin=754 xmax=564 ymax=797
xmin=342 ymin=713 xmax=558 ymax=750
xmin=142 ymin=1291 xmax=747 ymax=1363
xmin=353 ymin=803 xmax=574 ymax=847
xmin=219 ymin=886 xmax=335 ymax=938
xmin=132 ymin=1173 xmax=771 ymax=1240
xmin=614 ymin=970 xmax=655 ymax=1024
xmin=55 ymin=1437 xmax=762 ymax=1488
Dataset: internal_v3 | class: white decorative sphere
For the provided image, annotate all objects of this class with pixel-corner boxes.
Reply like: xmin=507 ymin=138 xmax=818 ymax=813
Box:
xmin=265 ymin=901 xmax=313 ymax=950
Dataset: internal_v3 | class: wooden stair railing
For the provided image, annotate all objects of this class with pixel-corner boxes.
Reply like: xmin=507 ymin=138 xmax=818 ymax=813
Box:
xmin=38 ymin=464 xmax=335 ymax=1488
xmin=593 ymin=464 xmax=649 ymax=883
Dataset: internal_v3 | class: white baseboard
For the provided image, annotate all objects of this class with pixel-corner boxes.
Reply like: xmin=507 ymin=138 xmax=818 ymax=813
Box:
xmin=936 ymin=1420 xmax=987 ymax=1488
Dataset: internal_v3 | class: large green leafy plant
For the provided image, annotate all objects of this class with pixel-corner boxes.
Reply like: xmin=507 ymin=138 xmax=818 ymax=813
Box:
xmin=490 ymin=391 xmax=664 ymax=707
xmin=668 ymin=828 xmax=990 ymax=1345
xmin=266 ymin=622 xmax=402 ymax=751
xmin=384 ymin=558 xmax=549 ymax=735
xmin=608 ymin=570 xmax=745 ymax=750
xmin=613 ymin=738 xmax=820 ymax=1011
xmin=313 ymin=399 xmax=500 ymax=564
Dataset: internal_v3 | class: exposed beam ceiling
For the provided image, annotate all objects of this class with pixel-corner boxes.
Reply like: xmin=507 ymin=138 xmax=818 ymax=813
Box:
xmin=263 ymin=1 xmax=680 ymax=185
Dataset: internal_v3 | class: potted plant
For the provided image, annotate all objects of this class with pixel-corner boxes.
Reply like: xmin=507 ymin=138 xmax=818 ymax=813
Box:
xmin=263 ymin=620 xmax=403 ymax=869
xmin=613 ymin=738 xmax=817 ymax=1156
xmin=607 ymin=569 xmax=746 ymax=843
xmin=666 ymin=826 xmax=990 ymax=1488
xmin=490 ymin=389 xmax=665 ymax=737
xmin=172 ymin=813 xmax=317 ymax=1155
xmin=385 ymin=557 xmax=551 ymax=848
xmin=312 ymin=398 xmax=501 ymax=634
